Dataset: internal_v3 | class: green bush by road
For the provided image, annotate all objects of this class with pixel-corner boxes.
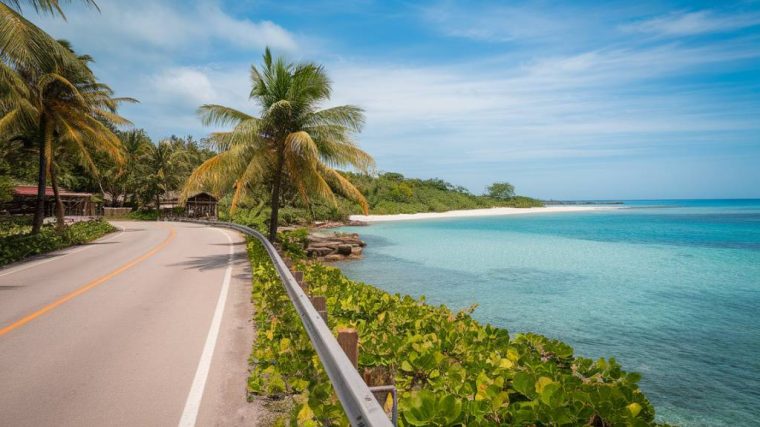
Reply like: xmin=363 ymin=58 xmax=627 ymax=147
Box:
xmin=0 ymin=219 xmax=116 ymax=267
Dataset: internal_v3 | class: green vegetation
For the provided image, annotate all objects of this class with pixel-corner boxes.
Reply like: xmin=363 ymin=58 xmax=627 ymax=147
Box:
xmin=486 ymin=181 xmax=516 ymax=200
xmin=0 ymin=218 xmax=115 ymax=266
xmin=219 ymin=173 xmax=542 ymax=229
xmin=246 ymin=238 xmax=663 ymax=426
xmin=185 ymin=48 xmax=374 ymax=241
xmin=1 ymin=0 xmax=131 ymax=233
xmin=345 ymin=173 xmax=542 ymax=215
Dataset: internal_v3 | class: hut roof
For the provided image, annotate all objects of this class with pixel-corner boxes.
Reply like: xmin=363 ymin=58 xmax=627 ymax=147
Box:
xmin=186 ymin=192 xmax=217 ymax=202
xmin=13 ymin=185 xmax=92 ymax=198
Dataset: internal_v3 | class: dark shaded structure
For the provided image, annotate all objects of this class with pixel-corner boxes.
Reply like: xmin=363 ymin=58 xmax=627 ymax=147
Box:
xmin=185 ymin=192 xmax=218 ymax=219
xmin=1 ymin=185 xmax=95 ymax=216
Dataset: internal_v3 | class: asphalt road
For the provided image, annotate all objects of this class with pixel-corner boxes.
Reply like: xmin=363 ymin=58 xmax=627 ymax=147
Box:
xmin=0 ymin=221 xmax=260 ymax=426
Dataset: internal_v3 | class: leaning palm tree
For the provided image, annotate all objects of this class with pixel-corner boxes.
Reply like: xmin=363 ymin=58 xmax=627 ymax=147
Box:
xmin=0 ymin=39 xmax=131 ymax=232
xmin=184 ymin=48 xmax=374 ymax=241
xmin=2 ymin=0 xmax=105 ymax=232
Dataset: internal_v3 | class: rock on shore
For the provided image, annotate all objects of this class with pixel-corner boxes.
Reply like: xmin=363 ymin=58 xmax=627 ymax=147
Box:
xmin=306 ymin=231 xmax=366 ymax=262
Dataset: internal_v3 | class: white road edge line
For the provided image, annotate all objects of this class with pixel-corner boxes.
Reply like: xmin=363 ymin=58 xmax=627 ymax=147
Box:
xmin=0 ymin=224 xmax=125 ymax=278
xmin=178 ymin=227 xmax=234 ymax=427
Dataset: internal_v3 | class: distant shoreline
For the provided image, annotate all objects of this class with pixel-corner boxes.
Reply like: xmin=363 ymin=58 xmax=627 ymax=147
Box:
xmin=349 ymin=205 xmax=618 ymax=223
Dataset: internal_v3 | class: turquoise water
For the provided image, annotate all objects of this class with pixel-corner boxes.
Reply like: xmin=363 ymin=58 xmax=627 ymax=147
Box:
xmin=336 ymin=200 xmax=760 ymax=426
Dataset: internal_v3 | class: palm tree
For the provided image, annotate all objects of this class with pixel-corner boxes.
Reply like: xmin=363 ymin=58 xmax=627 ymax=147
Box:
xmin=143 ymin=139 xmax=191 ymax=218
xmin=2 ymin=0 xmax=104 ymax=232
xmin=185 ymin=48 xmax=374 ymax=241
xmin=100 ymin=129 xmax=151 ymax=207
xmin=0 ymin=39 xmax=131 ymax=232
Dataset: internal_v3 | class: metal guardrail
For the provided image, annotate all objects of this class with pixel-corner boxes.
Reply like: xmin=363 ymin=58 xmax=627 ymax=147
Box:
xmin=179 ymin=219 xmax=393 ymax=427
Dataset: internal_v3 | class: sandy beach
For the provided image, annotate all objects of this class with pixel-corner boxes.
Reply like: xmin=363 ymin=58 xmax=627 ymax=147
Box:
xmin=349 ymin=205 xmax=617 ymax=223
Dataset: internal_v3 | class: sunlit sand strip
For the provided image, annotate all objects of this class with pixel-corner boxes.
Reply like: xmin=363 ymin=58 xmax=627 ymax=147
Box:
xmin=349 ymin=205 xmax=619 ymax=223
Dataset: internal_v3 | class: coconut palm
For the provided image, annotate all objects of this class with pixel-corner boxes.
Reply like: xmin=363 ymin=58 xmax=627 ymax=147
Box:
xmin=142 ymin=139 xmax=191 ymax=217
xmin=0 ymin=39 xmax=131 ymax=232
xmin=2 ymin=0 xmax=106 ymax=232
xmin=99 ymin=129 xmax=152 ymax=207
xmin=184 ymin=48 xmax=374 ymax=241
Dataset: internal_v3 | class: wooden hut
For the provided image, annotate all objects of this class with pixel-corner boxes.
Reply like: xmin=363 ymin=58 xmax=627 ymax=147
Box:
xmin=1 ymin=185 xmax=95 ymax=217
xmin=185 ymin=192 xmax=218 ymax=219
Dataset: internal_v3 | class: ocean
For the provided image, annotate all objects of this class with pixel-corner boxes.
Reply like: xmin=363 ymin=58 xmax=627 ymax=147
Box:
xmin=336 ymin=199 xmax=760 ymax=426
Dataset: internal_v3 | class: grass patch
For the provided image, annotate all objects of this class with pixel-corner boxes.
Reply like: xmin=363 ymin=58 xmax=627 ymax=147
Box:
xmin=0 ymin=219 xmax=116 ymax=267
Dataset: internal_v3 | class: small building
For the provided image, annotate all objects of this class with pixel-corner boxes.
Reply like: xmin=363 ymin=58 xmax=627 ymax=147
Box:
xmin=0 ymin=185 xmax=95 ymax=217
xmin=156 ymin=191 xmax=218 ymax=219
xmin=185 ymin=192 xmax=218 ymax=219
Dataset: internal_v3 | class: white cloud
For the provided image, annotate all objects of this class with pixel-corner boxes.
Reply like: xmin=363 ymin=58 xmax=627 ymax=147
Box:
xmin=27 ymin=0 xmax=297 ymax=138
xmin=421 ymin=2 xmax=579 ymax=43
xmin=201 ymin=5 xmax=297 ymax=51
xmin=151 ymin=68 xmax=217 ymax=104
xmin=327 ymin=39 xmax=760 ymax=169
xmin=32 ymin=0 xmax=298 ymax=56
xmin=621 ymin=10 xmax=760 ymax=36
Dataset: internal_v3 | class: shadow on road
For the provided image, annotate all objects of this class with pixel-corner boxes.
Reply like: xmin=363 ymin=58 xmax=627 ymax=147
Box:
xmin=168 ymin=251 xmax=248 ymax=272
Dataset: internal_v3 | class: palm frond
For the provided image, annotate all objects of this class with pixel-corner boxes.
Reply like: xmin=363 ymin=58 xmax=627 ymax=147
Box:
xmin=197 ymin=104 xmax=253 ymax=127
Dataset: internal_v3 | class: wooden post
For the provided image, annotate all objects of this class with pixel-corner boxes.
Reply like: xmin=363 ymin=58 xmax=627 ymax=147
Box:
xmin=311 ymin=295 xmax=327 ymax=323
xmin=337 ymin=328 xmax=358 ymax=369
xmin=300 ymin=280 xmax=310 ymax=294
xmin=293 ymin=271 xmax=303 ymax=283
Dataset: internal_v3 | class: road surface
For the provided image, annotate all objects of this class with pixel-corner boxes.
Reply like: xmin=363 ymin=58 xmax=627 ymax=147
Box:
xmin=0 ymin=221 xmax=260 ymax=426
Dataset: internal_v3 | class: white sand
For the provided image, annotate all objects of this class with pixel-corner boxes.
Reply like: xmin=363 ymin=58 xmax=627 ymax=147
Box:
xmin=349 ymin=205 xmax=617 ymax=223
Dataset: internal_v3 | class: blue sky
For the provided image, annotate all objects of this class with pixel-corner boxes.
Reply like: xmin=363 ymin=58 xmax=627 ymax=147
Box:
xmin=29 ymin=0 xmax=760 ymax=199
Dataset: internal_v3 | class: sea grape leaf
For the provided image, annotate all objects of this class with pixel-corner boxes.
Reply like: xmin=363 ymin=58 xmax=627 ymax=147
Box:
xmin=513 ymin=372 xmax=535 ymax=397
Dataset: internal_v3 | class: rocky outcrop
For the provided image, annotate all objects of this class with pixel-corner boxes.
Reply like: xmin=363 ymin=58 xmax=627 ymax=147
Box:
xmin=313 ymin=220 xmax=368 ymax=228
xmin=306 ymin=231 xmax=366 ymax=262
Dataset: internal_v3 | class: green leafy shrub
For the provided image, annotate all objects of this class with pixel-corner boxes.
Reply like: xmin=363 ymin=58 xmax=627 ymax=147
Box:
xmin=220 ymin=201 xmax=269 ymax=233
xmin=0 ymin=219 xmax=116 ymax=266
xmin=246 ymin=239 xmax=666 ymax=426
xmin=278 ymin=228 xmax=308 ymax=260
xmin=0 ymin=216 xmax=33 ymax=238
xmin=127 ymin=209 xmax=159 ymax=221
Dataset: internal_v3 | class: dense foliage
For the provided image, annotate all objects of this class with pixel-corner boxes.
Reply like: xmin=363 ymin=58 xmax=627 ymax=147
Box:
xmin=348 ymin=173 xmax=542 ymax=214
xmin=222 ymin=172 xmax=542 ymax=228
xmin=0 ymin=131 xmax=215 ymax=209
xmin=486 ymin=182 xmax=516 ymax=200
xmin=0 ymin=218 xmax=115 ymax=266
xmin=246 ymin=238 xmax=663 ymax=426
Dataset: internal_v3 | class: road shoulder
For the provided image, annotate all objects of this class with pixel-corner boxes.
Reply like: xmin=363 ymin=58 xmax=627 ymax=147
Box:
xmin=195 ymin=230 xmax=268 ymax=427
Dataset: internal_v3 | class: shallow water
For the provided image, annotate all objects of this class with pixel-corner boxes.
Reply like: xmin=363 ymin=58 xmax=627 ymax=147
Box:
xmin=336 ymin=200 xmax=760 ymax=426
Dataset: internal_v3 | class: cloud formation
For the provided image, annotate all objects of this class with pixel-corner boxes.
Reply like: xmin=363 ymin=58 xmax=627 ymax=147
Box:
xmin=622 ymin=10 xmax=760 ymax=36
xmin=24 ymin=0 xmax=760 ymax=198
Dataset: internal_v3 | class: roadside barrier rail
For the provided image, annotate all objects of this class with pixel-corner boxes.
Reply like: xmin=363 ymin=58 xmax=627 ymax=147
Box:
xmin=178 ymin=219 xmax=393 ymax=427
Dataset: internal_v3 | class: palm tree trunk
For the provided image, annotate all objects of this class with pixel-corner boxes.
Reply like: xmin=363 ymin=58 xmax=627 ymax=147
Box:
xmin=268 ymin=148 xmax=286 ymax=242
xmin=31 ymin=117 xmax=48 ymax=235
xmin=49 ymin=162 xmax=65 ymax=230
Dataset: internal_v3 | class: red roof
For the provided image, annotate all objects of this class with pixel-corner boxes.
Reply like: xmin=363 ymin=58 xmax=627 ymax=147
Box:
xmin=13 ymin=185 xmax=92 ymax=198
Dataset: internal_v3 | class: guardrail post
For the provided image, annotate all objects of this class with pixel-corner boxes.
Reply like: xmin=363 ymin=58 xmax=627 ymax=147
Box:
xmin=311 ymin=296 xmax=327 ymax=323
xmin=292 ymin=271 xmax=310 ymax=293
xmin=293 ymin=270 xmax=304 ymax=283
xmin=337 ymin=328 xmax=358 ymax=369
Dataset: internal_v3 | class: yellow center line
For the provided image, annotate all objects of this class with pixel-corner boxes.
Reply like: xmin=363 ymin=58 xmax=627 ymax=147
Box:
xmin=0 ymin=225 xmax=177 ymax=337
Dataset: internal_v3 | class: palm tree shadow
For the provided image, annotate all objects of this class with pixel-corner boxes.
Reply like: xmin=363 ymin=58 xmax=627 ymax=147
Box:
xmin=168 ymin=251 xmax=248 ymax=272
